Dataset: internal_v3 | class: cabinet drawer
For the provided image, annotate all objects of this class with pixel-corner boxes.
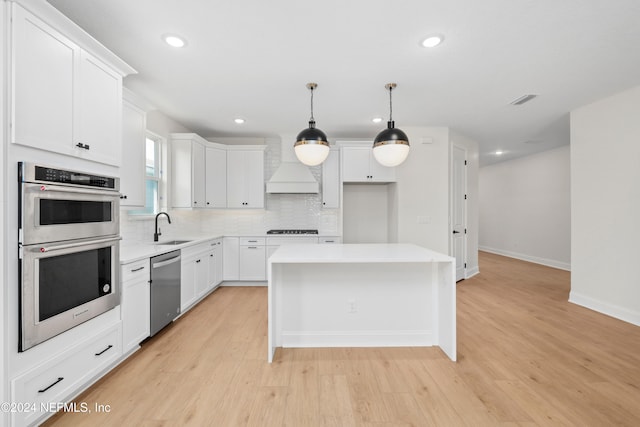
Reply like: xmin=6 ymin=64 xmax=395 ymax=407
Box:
xmin=319 ymin=237 xmax=342 ymax=244
xmin=12 ymin=323 xmax=122 ymax=426
xmin=181 ymin=242 xmax=210 ymax=259
xmin=240 ymin=237 xmax=265 ymax=246
xmin=265 ymin=237 xmax=318 ymax=245
xmin=121 ymin=259 xmax=149 ymax=283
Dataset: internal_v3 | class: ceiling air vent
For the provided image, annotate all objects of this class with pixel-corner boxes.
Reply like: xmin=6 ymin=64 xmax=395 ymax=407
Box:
xmin=510 ymin=94 xmax=538 ymax=106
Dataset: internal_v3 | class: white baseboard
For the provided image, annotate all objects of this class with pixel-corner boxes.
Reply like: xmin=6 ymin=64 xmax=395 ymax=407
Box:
xmin=221 ymin=281 xmax=267 ymax=287
xmin=479 ymin=246 xmax=571 ymax=271
xmin=465 ymin=266 xmax=480 ymax=279
xmin=569 ymin=292 xmax=640 ymax=327
xmin=281 ymin=330 xmax=433 ymax=348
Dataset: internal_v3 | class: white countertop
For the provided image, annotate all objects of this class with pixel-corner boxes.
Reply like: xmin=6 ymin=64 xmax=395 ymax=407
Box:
xmin=269 ymin=243 xmax=453 ymax=264
xmin=120 ymin=235 xmax=223 ymax=264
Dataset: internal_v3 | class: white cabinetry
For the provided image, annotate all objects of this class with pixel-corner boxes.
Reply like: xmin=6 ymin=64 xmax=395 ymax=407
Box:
xmin=227 ymin=149 xmax=265 ymax=208
xmin=120 ymin=99 xmax=146 ymax=206
xmin=209 ymin=239 xmax=224 ymax=286
xmin=171 ymin=134 xmax=229 ymax=208
xmin=205 ymin=148 xmax=227 ymax=208
xmin=120 ymin=259 xmax=150 ymax=353
xmin=322 ymin=148 xmax=340 ymax=208
xmin=223 ymin=237 xmax=240 ymax=280
xmin=11 ymin=323 xmax=122 ymax=427
xmin=10 ymin=3 xmax=134 ymax=166
xmin=239 ymin=237 xmax=266 ymax=280
xmin=341 ymin=146 xmax=396 ymax=183
xmin=181 ymin=240 xmax=223 ymax=311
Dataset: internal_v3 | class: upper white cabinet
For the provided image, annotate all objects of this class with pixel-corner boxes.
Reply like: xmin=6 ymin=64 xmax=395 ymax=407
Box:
xmin=171 ymin=134 xmax=227 ymax=208
xmin=341 ymin=145 xmax=396 ymax=183
xmin=205 ymin=147 xmax=227 ymax=208
xmin=120 ymin=99 xmax=146 ymax=207
xmin=10 ymin=3 xmax=135 ymax=166
xmin=226 ymin=148 xmax=265 ymax=208
xmin=322 ymin=148 xmax=340 ymax=208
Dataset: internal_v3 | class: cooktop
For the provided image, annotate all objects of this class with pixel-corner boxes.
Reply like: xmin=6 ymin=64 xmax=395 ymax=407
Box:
xmin=266 ymin=229 xmax=318 ymax=235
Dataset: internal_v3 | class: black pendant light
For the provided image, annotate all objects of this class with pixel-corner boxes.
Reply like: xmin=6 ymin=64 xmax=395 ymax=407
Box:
xmin=373 ymin=83 xmax=410 ymax=167
xmin=294 ymin=83 xmax=330 ymax=166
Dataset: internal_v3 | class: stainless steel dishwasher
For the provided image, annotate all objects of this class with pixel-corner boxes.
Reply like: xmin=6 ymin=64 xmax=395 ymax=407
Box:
xmin=150 ymin=250 xmax=181 ymax=336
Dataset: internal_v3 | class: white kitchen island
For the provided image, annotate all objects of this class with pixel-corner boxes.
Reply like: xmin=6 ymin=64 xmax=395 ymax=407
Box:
xmin=267 ymin=243 xmax=456 ymax=362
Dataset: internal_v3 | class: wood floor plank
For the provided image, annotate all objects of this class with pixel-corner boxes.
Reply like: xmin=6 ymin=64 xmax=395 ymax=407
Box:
xmin=42 ymin=255 xmax=640 ymax=426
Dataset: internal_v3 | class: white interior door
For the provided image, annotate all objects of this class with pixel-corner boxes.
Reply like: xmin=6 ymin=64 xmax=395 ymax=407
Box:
xmin=451 ymin=145 xmax=467 ymax=281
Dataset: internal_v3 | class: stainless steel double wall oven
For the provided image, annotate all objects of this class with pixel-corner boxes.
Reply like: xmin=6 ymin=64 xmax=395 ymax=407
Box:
xmin=18 ymin=162 xmax=121 ymax=351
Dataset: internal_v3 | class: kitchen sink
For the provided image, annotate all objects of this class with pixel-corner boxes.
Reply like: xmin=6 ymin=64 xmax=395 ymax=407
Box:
xmin=157 ymin=240 xmax=191 ymax=245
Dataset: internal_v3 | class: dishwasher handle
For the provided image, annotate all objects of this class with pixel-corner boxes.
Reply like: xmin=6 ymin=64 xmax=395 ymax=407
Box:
xmin=152 ymin=255 xmax=181 ymax=269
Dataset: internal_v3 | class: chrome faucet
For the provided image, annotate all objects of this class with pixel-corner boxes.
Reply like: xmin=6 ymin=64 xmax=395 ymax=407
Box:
xmin=154 ymin=212 xmax=171 ymax=242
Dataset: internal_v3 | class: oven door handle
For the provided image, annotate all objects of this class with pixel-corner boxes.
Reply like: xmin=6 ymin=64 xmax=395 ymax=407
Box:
xmin=36 ymin=236 xmax=121 ymax=253
xmin=35 ymin=184 xmax=119 ymax=197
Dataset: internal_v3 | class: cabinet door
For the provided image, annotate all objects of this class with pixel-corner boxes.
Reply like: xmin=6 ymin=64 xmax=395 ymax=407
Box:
xmin=192 ymin=142 xmax=206 ymax=207
xmin=214 ymin=243 xmax=223 ymax=285
xmin=341 ymin=147 xmax=371 ymax=182
xmin=369 ymin=154 xmax=396 ymax=182
xmin=76 ymin=51 xmax=122 ymax=166
xmin=205 ymin=147 xmax=227 ymax=208
xmin=181 ymin=258 xmax=197 ymax=311
xmin=120 ymin=101 xmax=146 ymax=207
xmin=227 ymin=150 xmax=264 ymax=208
xmin=322 ymin=149 xmax=340 ymax=208
xmin=239 ymin=245 xmax=266 ymax=280
xmin=11 ymin=4 xmax=76 ymax=154
xmin=223 ymin=237 xmax=240 ymax=280
xmin=226 ymin=150 xmax=246 ymax=208
xmin=171 ymin=139 xmax=193 ymax=208
xmin=244 ymin=150 xmax=265 ymax=208
xmin=194 ymin=255 xmax=208 ymax=298
xmin=122 ymin=275 xmax=150 ymax=352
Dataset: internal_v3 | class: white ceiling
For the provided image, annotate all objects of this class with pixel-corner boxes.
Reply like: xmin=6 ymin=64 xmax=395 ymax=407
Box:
xmin=48 ymin=0 xmax=640 ymax=166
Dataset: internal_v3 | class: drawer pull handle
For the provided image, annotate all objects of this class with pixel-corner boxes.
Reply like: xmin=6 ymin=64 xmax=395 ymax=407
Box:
xmin=95 ymin=344 xmax=113 ymax=356
xmin=325 ymin=240 xmax=334 ymax=243
xmin=38 ymin=377 xmax=64 ymax=393
xmin=131 ymin=266 xmax=145 ymax=272
xmin=248 ymin=240 xmax=257 ymax=243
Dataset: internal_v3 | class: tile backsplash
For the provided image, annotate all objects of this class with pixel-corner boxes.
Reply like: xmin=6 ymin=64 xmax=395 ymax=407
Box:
xmin=120 ymin=137 xmax=339 ymax=242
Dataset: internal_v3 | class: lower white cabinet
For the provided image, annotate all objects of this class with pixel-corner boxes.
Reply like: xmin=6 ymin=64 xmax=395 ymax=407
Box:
xmin=209 ymin=239 xmax=223 ymax=287
xmin=121 ymin=259 xmax=150 ymax=353
xmin=239 ymin=237 xmax=266 ymax=281
xmin=181 ymin=240 xmax=222 ymax=311
xmin=11 ymin=323 xmax=122 ymax=427
xmin=223 ymin=237 xmax=240 ymax=280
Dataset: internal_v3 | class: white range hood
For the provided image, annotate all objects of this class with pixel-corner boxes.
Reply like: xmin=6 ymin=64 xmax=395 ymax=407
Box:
xmin=266 ymin=136 xmax=319 ymax=194
xmin=266 ymin=162 xmax=319 ymax=193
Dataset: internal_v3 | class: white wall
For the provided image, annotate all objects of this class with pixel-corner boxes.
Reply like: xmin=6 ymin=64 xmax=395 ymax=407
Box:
xmin=570 ymin=85 xmax=640 ymax=326
xmin=393 ymin=127 xmax=451 ymax=254
xmin=479 ymin=146 xmax=571 ymax=270
xmin=0 ymin=2 xmax=8 ymax=422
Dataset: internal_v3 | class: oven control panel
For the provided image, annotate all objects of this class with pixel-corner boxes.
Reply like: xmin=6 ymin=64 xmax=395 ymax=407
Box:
xmin=34 ymin=165 xmax=117 ymax=189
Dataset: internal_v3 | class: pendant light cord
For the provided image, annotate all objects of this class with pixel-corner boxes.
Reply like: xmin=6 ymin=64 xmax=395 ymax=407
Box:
xmin=310 ymin=86 xmax=315 ymax=122
xmin=388 ymin=85 xmax=393 ymax=122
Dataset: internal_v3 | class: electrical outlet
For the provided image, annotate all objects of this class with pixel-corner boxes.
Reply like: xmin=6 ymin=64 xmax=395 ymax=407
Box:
xmin=348 ymin=298 xmax=357 ymax=314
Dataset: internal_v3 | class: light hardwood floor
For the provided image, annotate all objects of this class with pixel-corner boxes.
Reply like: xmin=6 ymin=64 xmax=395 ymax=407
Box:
xmin=43 ymin=251 xmax=640 ymax=426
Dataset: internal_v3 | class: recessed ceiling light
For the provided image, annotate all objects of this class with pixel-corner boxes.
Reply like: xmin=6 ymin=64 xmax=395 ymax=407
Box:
xmin=495 ymin=150 xmax=504 ymax=155
xmin=421 ymin=34 xmax=444 ymax=48
xmin=163 ymin=34 xmax=186 ymax=48
xmin=372 ymin=117 xmax=383 ymax=124
xmin=234 ymin=118 xmax=245 ymax=124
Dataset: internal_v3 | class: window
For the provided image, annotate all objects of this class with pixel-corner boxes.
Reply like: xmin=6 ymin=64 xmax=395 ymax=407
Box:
xmin=129 ymin=134 xmax=161 ymax=215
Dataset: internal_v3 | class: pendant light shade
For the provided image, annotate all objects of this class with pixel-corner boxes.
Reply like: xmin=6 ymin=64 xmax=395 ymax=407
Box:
xmin=373 ymin=83 xmax=410 ymax=167
xmin=295 ymin=83 xmax=330 ymax=166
